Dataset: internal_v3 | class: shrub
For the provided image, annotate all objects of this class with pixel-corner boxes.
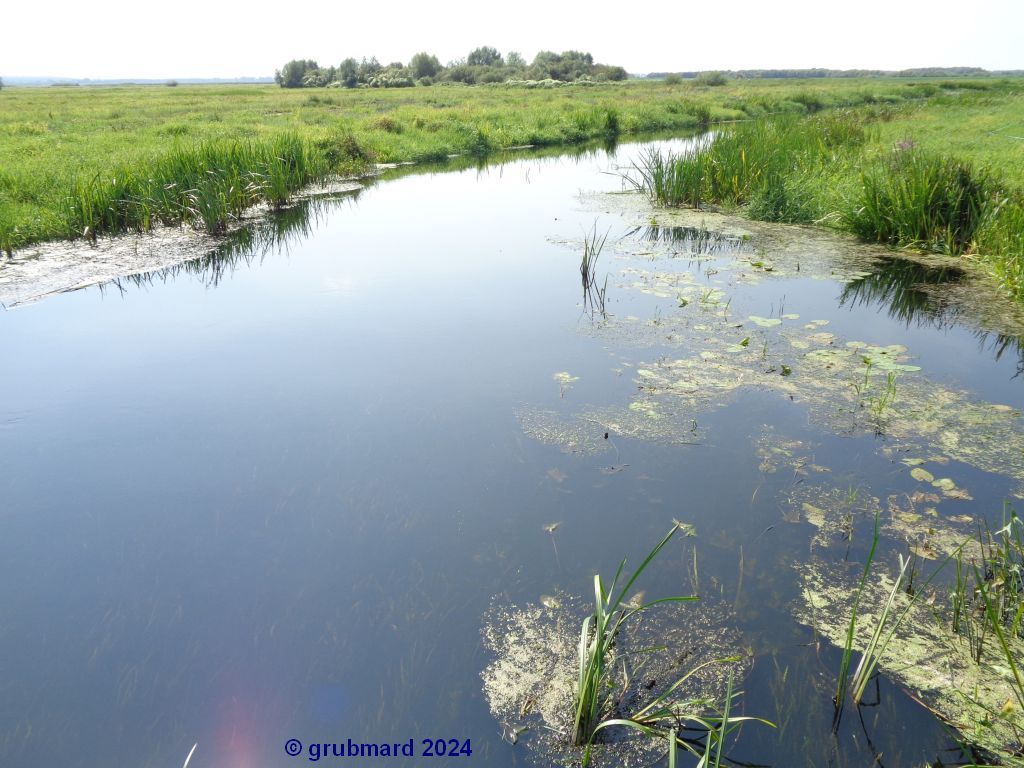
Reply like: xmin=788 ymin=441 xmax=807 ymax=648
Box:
xmin=695 ymin=71 xmax=728 ymax=87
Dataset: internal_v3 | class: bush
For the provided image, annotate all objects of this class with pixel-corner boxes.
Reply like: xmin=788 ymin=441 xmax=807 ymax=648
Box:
xmin=695 ymin=71 xmax=728 ymax=87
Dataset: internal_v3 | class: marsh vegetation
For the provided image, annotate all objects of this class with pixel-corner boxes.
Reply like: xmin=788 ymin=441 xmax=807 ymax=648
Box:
xmin=3 ymin=80 xmax=1024 ymax=768
xmin=2 ymin=76 xmax=1014 ymax=257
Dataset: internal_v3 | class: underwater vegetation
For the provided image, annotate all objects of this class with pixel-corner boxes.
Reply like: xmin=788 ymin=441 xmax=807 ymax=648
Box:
xmin=482 ymin=527 xmax=770 ymax=767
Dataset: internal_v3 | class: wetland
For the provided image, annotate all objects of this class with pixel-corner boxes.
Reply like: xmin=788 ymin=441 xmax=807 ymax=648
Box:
xmin=1 ymin=132 xmax=1023 ymax=767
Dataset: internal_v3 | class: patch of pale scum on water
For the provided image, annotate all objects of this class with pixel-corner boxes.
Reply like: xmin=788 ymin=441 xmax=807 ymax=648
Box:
xmin=481 ymin=593 xmax=750 ymax=767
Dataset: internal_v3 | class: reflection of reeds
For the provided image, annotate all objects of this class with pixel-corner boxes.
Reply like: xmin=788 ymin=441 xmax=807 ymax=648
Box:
xmin=580 ymin=224 xmax=610 ymax=318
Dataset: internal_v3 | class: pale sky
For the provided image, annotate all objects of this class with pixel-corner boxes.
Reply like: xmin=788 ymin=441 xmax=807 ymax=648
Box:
xmin=3 ymin=0 xmax=1022 ymax=79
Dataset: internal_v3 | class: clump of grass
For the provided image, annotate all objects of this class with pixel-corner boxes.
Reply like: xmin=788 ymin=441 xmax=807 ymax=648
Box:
xmin=846 ymin=148 xmax=993 ymax=255
xmin=571 ymin=525 xmax=771 ymax=765
xmin=59 ymin=133 xmax=337 ymax=240
xmin=630 ymin=114 xmax=868 ymax=214
xmin=980 ymin=197 xmax=1024 ymax=299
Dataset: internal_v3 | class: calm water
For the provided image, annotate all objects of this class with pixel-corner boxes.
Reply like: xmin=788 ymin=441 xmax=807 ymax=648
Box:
xmin=1 ymin=138 xmax=1021 ymax=768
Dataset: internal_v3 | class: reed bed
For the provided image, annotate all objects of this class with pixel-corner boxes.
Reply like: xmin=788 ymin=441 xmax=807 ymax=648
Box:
xmin=630 ymin=105 xmax=1024 ymax=299
xmin=57 ymin=134 xmax=334 ymax=243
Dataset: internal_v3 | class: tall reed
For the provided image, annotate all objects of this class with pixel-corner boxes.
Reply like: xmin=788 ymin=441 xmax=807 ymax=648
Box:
xmin=572 ymin=526 xmax=771 ymax=765
xmin=60 ymin=133 xmax=344 ymax=242
xmin=846 ymin=149 xmax=993 ymax=255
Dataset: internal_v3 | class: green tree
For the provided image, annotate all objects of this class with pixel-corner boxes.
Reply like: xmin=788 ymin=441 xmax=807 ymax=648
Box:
xmin=467 ymin=46 xmax=503 ymax=67
xmin=506 ymin=52 xmax=526 ymax=69
xmin=338 ymin=58 xmax=358 ymax=88
xmin=276 ymin=59 xmax=319 ymax=88
xmin=409 ymin=52 xmax=441 ymax=79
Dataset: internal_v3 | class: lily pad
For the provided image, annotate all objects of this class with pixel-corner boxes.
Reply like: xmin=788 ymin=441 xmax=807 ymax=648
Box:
xmin=910 ymin=468 xmax=935 ymax=483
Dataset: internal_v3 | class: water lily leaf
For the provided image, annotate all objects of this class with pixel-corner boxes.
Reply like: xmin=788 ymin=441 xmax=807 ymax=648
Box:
xmin=748 ymin=315 xmax=782 ymax=327
xmin=553 ymin=371 xmax=579 ymax=385
xmin=932 ymin=477 xmax=957 ymax=492
xmin=910 ymin=468 xmax=935 ymax=483
xmin=902 ymin=458 xmax=926 ymax=467
xmin=782 ymin=313 xmax=800 ymax=320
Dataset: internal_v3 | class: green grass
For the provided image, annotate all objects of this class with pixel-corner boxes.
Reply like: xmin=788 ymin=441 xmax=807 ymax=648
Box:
xmin=629 ymin=80 xmax=1024 ymax=299
xmin=0 ymin=77 xmax=999 ymax=254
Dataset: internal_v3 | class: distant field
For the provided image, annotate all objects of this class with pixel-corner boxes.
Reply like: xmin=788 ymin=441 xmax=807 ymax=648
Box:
xmin=3 ymin=77 xmax=1018 ymax=254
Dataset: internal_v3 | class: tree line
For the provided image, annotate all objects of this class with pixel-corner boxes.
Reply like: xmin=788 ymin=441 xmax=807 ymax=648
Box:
xmin=274 ymin=48 xmax=627 ymax=89
xmin=645 ymin=67 xmax=996 ymax=80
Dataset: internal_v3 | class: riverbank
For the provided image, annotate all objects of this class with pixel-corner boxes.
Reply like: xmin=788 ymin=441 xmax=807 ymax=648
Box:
xmin=1 ymin=77 xmax=1016 ymax=255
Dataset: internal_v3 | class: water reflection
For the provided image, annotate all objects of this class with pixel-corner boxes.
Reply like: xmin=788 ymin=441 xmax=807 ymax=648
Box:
xmin=839 ymin=257 xmax=966 ymax=327
xmin=840 ymin=256 xmax=1024 ymax=369
xmin=623 ymin=223 xmax=752 ymax=256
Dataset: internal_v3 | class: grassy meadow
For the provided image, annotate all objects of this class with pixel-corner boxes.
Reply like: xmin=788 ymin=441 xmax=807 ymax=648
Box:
xmin=0 ymin=75 xmax=1019 ymax=290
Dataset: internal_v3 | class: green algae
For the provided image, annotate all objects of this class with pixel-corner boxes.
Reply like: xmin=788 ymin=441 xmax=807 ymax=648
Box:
xmin=516 ymin=409 xmax=610 ymax=456
xmin=795 ymin=561 xmax=1024 ymax=762
xmin=781 ymin=482 xmax=881 ymax=549
xmin=530 ymin=190 xmax=1024 ymax=760
xmin=481 ymin=595 xmax=751 ymax=768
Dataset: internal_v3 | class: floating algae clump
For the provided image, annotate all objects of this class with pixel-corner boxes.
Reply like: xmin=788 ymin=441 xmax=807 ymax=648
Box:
xmin=481 ymin=595 xmax=750 ymax=767
xmin=780 ymin=482 xmax=881 ymax=549
xmin=795 ymin=560 xmax=1024 ymax=762
xmin=515 ymin=408 xmax=610 ymax=455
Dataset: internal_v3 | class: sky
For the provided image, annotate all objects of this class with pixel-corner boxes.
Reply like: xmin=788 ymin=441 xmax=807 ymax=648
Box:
xmin=3 ymin=0 xmax=1022 ymax=79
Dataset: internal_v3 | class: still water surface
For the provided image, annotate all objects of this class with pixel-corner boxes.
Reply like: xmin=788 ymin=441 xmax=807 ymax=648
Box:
xmin=1 ymin=138 xmax=1021 ymax=768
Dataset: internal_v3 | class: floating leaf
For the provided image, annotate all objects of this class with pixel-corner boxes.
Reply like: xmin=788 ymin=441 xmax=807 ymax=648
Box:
xmin=552 ymin=371 xmax=579 ymax=385
xmin=748 ymin=315 xmax=782 ymax=327
xmin=910 ymin=468 xmax=935 ymax=483
xmin=932 ymin=477 xmax=957 ymax=492
xmin=943 ymin=488 xmax=973 ymax=500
